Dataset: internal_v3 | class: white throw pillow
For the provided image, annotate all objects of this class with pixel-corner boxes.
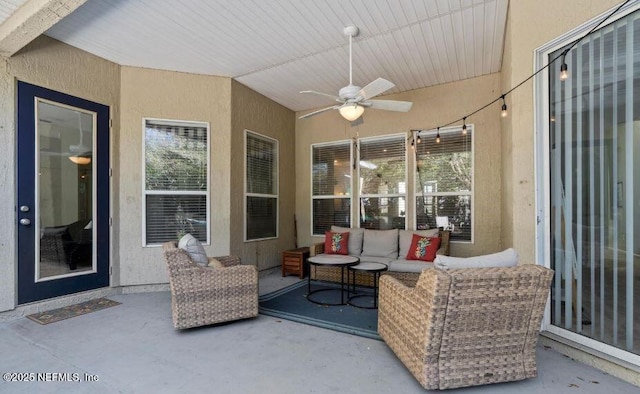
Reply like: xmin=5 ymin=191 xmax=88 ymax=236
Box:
xmin=434 ymin=248 xmax=519 ymax=269
xmin=398 ymin=229 xmax=440 ymax=259
xmin=362 ymin=229 xmax=399 ymax=259
xmin=178 ymin=233 xmax=208 ymax=266
xmin=331 ymin=226 xmax=364 ymax=256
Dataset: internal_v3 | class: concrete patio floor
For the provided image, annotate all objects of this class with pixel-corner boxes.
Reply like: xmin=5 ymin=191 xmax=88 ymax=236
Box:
xmin=1 ymin=271 xmax=638 ymax=394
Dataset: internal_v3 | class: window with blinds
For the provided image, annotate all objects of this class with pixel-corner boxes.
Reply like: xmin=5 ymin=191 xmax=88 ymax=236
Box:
xmin=415 ymin=127 xmax=473 ymax=241
xmin=311 ymin=141 xmax=352 ymax=235
xmin=358 ymin=135 xmax=407 ymax=230
xmin=144 ymin=119 xmax=209 ymax=245
xmin=245 ymin=130 xmax=278 ymax=241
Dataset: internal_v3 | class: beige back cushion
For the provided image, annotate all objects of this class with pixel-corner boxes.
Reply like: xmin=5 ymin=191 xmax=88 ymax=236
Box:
xmin=362 ymin=229 xmax=399 ymax=259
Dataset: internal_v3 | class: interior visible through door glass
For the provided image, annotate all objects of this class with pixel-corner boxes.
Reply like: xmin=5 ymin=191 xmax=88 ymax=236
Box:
xmin=37 ymin=100 xmax=94 ymax=279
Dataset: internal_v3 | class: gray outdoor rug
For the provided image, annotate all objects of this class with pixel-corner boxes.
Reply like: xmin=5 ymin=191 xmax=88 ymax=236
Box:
xmin=259 ymin=281 xmax=380 ymax=340
xmin=27 ymin=298 xmax=121 ymax=325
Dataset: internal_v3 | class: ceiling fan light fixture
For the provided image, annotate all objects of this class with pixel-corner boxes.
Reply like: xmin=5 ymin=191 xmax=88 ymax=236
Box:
xmin=69 ymin=155 xmax=91 ymax=165
xmin=339 ymin=104 xmax=364 ymax=121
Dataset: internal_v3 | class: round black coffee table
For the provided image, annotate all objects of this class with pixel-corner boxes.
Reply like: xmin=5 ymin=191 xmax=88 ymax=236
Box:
xmin=347 ymin=262 xmax=389 ymax=309
xmin=307 ymin=255 xmax=360 ymax=305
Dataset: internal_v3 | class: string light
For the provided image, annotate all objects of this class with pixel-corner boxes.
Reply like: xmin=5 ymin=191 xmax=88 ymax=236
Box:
xmin=405 ymin=0 xmax=628 ymax=141
xmin=501 ymin=95 xmax=508 ymax=118
xmin=462 ymin=117 xmax=467 ymax=135
xmin=560 ymin=49 xmax=569 ymax=81
xmin=416 ymin=133 xmax=421 ymax=143
xmin=410 ymin=138 xmax=415 ymax=149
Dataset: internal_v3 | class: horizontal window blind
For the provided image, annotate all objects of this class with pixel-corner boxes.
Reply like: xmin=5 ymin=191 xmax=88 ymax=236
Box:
xmin=146 ymin=194 xmax=207 ymax=244
xmin=145 ymin=122 xmax=208 ymax=191
xmin=144 ymin=119 xmax=209 ymax=245
xmin=312 ymin=142 xmax=351 ymax=196
xmin=312 ymin=141 xmax=352 ymax=235
xmin=245 ymin=130 xmax=278 ymax=241
xmin=246 ymin=133 xmax=277 ymax=195
xmin=359 ymin=135 xmax=406 ymax=196
xmin=359 ymin=135 xmax=406 ymax=230
xmin=415 ymin=128 xmax=473 ymax=241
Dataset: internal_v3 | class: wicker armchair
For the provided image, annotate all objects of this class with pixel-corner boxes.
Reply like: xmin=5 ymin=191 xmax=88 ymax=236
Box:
xmin=162 ymin=241 xmax=258 ymax=329
xmin=378 ymin=264 xmax=553 ymax=390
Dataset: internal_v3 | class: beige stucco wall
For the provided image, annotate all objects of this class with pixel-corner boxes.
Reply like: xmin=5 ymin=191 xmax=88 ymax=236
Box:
xmin=118 ymin=67 xmax=231 ymax=286
xmin=500 ymin=0 xmax=621 ymax=264
xmin=230 ymin=80 xmax=296 ymax=271
xmin=295 ymin=73 xmax=503 ymax=257
xmin=0 ymin=36 xmax=120 ymax=312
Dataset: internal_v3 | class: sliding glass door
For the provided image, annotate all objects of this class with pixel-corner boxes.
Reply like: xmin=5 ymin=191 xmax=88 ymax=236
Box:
xmin=539 ymin=6 xmax=639 ymax=361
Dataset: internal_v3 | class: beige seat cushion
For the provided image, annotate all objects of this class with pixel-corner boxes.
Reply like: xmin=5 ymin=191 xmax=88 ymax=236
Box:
xmin=208 ymin=258 xmax=223 ymax=268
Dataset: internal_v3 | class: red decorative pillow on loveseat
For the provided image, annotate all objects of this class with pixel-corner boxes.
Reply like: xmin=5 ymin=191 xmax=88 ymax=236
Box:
xmin=324 ymin=231 xmax=350 ymax=255
xmin=406 ymin=234 xmax=441 ymax=262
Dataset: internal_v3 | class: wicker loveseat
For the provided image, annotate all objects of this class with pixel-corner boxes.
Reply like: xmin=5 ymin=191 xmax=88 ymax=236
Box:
xmin=162 ymin=241 xmax=258 ymax=329
xmin=378 ymin=264 xmax=553 ymax=390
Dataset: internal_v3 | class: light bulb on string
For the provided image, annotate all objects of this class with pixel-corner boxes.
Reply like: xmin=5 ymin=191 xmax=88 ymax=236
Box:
xmin=462 ymin=117 xmax=467 ymax=135
xmin=501 ymin=95 xmax=508 ymax=118
xmin=436 ymin=128 xmax=441 ymax=144
xmin=560 ymin=50 xmax=569 ymax=81
xmin=416 ymin=133 xmax=421 ymax=143
xmin=410 ymin=139 xmax=415 ymax=150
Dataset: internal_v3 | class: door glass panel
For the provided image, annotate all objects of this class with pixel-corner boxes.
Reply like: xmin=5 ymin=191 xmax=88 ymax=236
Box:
xmin=37 ymin=100 xmax=94 ymax=279
xmin=548 ymin=11 xmax=639 ymax=354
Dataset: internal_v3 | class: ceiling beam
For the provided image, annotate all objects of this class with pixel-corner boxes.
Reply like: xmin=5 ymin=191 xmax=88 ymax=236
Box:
xmin=0 ymin=0 xmax=86 ymax=58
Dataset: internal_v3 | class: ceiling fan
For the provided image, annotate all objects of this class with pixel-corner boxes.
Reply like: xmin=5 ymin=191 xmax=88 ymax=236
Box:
xmin=299 ymin=25 xmax=413 ymax=121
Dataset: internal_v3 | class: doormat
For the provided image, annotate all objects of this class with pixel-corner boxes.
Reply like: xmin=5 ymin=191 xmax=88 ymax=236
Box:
xmin=27 ymin=298 xmax=121 ymax=325
xmin=259 ymin=281 xmax=380 ymax=340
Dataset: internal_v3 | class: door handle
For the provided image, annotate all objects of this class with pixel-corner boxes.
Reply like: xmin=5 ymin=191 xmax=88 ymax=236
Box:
xmin=19 ymin=218 xmax=31 ymax=226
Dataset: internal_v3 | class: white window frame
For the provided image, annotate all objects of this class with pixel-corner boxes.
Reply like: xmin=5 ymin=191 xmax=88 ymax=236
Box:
xmin=413 ymin=126 xmax=474 ymax=243
xmin=244 ymin=129 xmax=279 ymax=242
xmin=142 ymin=117 xmax=210 ymax=247
xmin=357 ymin=133 xmax=408 ymax=230
xmin=534 ymin=2 xmax=640 ymax=366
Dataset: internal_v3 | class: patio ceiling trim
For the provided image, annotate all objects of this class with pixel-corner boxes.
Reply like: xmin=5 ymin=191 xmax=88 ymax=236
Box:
xmin=0 ymin=0 xmax=86 ymax=58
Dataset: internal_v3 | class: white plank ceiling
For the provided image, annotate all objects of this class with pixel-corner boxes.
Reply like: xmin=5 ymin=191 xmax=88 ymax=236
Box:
xmin=2 ymin=0 xmax=508 ymax=112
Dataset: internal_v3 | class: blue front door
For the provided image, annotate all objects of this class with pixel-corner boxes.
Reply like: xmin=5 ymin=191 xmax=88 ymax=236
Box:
xmin=17 ymin=81 xmax=110 ymax=304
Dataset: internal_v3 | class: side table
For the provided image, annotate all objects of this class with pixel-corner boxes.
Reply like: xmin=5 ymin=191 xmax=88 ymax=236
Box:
xmin=282 ymin=247 xmax=310 ymax=278
xmin=347 ymin=262 xmax=389 ymax=309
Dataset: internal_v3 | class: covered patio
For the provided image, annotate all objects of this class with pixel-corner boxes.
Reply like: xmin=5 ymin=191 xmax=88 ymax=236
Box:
xmin=1 ymin=270 xmax=637 ymax=393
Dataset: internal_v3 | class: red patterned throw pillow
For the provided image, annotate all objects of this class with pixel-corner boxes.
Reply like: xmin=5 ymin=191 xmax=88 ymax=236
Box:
xmin=324 ymin=231 xmax=350 ymax=255
xmin=406 ymin=234 xmax=441 ymax=262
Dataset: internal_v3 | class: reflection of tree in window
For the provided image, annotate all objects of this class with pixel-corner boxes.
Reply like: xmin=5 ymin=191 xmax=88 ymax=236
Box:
xmin=415 ymin=129 xmax=472 ymax=241
xmin=144 ymin=121 xmax=208 ymax=244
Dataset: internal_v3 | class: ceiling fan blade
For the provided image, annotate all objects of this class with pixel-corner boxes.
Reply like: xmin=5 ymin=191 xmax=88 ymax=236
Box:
xmin=298 ymin=105 xmax=340 ymax=119
xmin=300 ymin=90 xmax=342 ymax=102
xmin=363 ymin=99 xmax=413 ymax=112
xmin=357 ymin=78 xmax=395 ymax=101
